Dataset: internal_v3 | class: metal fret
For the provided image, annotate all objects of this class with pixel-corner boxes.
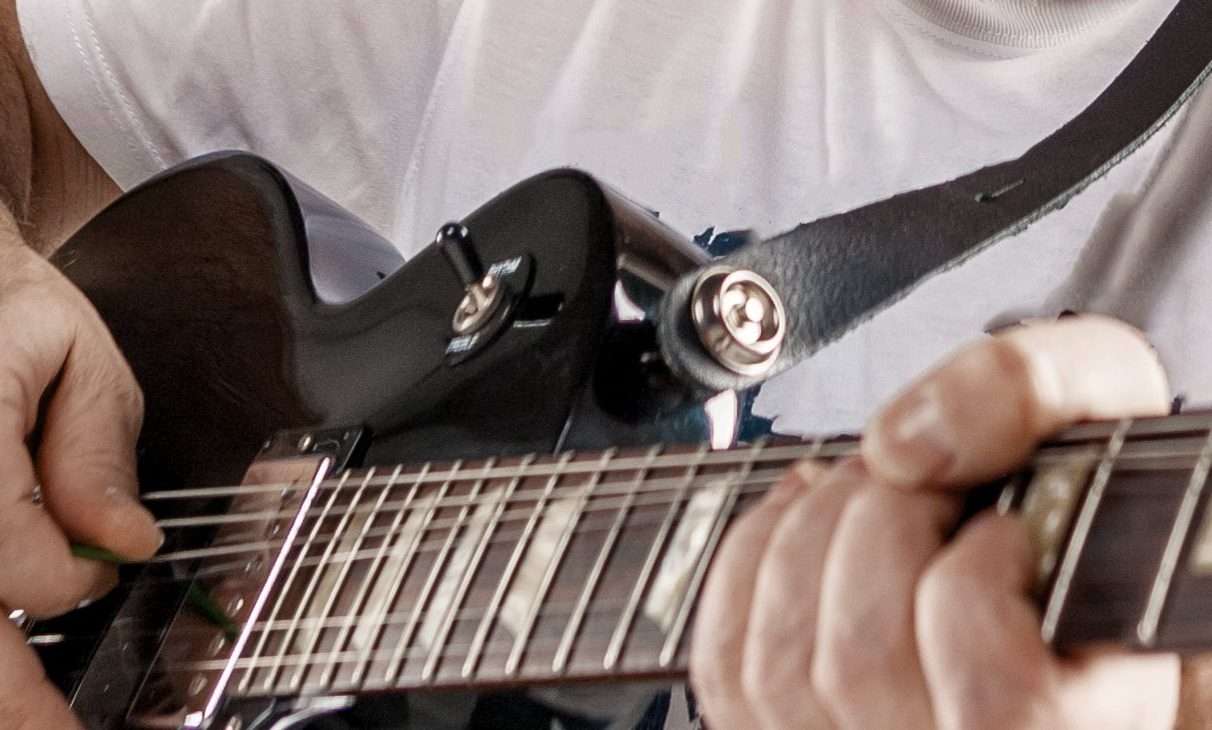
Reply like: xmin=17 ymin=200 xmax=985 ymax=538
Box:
xmin=603 ymin=443 xmax=709 ymax=670
xmin=200 ymin=459 xmax=332 ymax=721
xmin=504 ymin=450 xmax=616 ymax=676
xmin=552 ymin=445 xmax=663 ymax=674
xmin=420 ymin=455 xmax=536 ymax=681
xmin=1041 ymin=419 xmax=1131 ymax=644
xmin=313 ymin=466 xmax=402 ymax=688
xmin=1137 ymin=428 xmax=1212 ymax=646
xmin=274 ymin=468 xmax=379 ymax=692
xmin=460 ymin=452 xmax=575 ymax=678
xmin=1058 ymin=411 xmax=1212 ymax=443
xmin=382 ymin=460 xmax=480 ymax=684
xmin=239 ymin=469 xmax=353 ymax=693
xmin=659 ymin=440 xmax=767 ymax=667
xmin=345 ymin=463 xmax=432 ymax=687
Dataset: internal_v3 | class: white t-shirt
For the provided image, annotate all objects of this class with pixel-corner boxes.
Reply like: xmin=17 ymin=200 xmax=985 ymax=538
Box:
xmin=18 ymin=0 xmax=1211 ymax=436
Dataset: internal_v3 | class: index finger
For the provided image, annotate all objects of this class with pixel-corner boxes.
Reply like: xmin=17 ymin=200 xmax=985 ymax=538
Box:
xmin=862 ymin=315 xmax=1170 ymax=489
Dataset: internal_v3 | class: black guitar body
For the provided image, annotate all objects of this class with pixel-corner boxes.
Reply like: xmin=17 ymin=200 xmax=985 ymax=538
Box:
xmin=32 ymin=153 xmax=743 ymax=728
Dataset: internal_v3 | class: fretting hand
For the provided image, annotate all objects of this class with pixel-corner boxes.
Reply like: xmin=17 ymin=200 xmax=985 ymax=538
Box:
xmin=691 ymin=315 xmax=1180 ymax=729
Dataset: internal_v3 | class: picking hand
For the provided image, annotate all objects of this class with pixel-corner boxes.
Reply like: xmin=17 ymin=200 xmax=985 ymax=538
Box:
xmin=0 ymin=223 xmax=161 ymax=728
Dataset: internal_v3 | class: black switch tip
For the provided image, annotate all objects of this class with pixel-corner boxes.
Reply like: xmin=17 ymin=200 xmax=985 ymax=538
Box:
xmin=437 ymin=222 xmax=484 ymax=288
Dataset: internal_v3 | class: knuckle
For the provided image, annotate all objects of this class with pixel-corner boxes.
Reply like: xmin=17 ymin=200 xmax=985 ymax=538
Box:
xmin=810 ymin=651 xmax=857 ymax=717
xmin=837 ymin=486 xmax=892 ymax=534
xmin=810 ymin=617 xmax=892 ymax=715
xmin=916 ymin=559 xmax=962 ymax=629
xmin=0 ymin=371 xmax=31 ymax=432
xmin=2 ymin=577 xmax=85 ymax=620
xmin=979 ymin=336 xmax=1037 ymax=402
xmin=0 ymin=530 xmax=88 ymax=618
xmin=689 ymin=654 xmax=733 ymax=708
xmin=742 ymin=645 xmax=810 ymax=707
xmin=0 ymin=278 xmax=74 ymax=334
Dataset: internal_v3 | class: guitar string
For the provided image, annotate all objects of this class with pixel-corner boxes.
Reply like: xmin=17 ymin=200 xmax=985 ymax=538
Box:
xmin=61 ymin=456 xmax=1203 ymax=682
xmin=271 ymin=466 xmax=382 ymax=693
xmin=143 ymin=440 xmax=1204 ymax=551
xmin=235 ymin=469 xmax=353 ymax=693
xmin=134 ymin=414 xmax=1212 ymax=506
xmin=140 ymin=442 xmax=854 ymax=503
xmin=80 ymin=444 xmax=1198 ymax=635
xmin=169 ymin=629 xmax=688 ymax=677
xmin=63 ymin=468 xmax=756 ymax=649
xmin=135 ymin=433 xmax=1137 ymax=506
xmin=66 ymin=445 xmax=1197 ymax=610
xmin=52 ymin=430 xmax=1206 ymax=645
xmin=173 ymin=449 xmax=749 ymax=687
xmin=43 ymin=432 xmax=1211 ymax=692
xmin=150 ymin=465 xmax=793 ymax=541
xmin=172 ymin=452 xmax=736 ymax=686
xmin=150 ymin=450 xmax=763 ymax=645
xmin=50 ymin=480 xmax=777 ymax=612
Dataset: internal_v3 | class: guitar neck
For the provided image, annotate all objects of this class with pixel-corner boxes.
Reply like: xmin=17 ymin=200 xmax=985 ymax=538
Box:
xmin=167 ymin=411 xmax=1212 ymax=703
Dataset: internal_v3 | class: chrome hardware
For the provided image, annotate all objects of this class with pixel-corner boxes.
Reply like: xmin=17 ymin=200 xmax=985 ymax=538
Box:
xmin=266 ymin=696 xmax=356 ymax=730
xmin=452 ymin=273 xmax=505 ymax=335
xmin=437 ymin=223 xmax=506 ymax=335
xmin=690 ymin=266 xmax=786 ymax=376
xmin=129 ymin=452 xmax=344 ymax=730
xmin=259 ymin=427 xmax=363 ymax=468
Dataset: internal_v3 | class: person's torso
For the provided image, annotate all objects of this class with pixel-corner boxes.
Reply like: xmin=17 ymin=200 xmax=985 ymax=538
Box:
xmin=23 ymin=0 xmax=1206 ymax=435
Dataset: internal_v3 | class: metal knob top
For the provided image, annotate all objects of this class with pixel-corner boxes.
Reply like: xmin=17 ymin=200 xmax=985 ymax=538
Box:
xmin=690 ymin=266 xmax=785 ymax=376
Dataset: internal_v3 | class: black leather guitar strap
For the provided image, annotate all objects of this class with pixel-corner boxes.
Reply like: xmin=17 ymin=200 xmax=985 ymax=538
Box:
xmin=659 ymin=0 xmax=1212 ymax=393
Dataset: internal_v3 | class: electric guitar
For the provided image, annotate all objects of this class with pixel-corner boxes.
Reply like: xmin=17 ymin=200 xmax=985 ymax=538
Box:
xmin=25 ymin=152 xmax=1212 ymax=729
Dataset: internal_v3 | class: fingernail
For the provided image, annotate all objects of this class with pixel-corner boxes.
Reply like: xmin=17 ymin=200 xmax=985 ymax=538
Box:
xmin=106 ymin=486 xmax=164 ymax=550
xmin=873 ymin=381 xmax=954 ymax=486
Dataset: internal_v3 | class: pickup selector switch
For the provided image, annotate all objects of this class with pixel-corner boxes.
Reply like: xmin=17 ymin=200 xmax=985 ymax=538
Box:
xmin=438 ymin=223 xmax=506 ymax=335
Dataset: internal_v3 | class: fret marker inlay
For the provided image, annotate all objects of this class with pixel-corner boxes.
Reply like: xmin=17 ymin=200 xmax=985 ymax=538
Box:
xmin=498 ymin=485 xmax=588 ymax=640
xmin=1019 ymin=454 xmax=1097 ymax=590
xmin=643 ymin=479 xmax=730 ymax=632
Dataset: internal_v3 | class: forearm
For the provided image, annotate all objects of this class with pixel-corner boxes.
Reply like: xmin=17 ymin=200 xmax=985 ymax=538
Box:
xmin=0 ymin=2 xmax=31 ymax=230
xmin=0 ymin=0 xmax=117 ymax=253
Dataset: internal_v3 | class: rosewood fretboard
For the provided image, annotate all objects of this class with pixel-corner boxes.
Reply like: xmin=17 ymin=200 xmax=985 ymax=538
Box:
xmin=147 ymin=410 xmax=1212 ymax=708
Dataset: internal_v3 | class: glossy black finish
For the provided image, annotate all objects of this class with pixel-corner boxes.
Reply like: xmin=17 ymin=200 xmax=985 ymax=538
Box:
xmin=37 ymin=152 xmax=730 ymax=727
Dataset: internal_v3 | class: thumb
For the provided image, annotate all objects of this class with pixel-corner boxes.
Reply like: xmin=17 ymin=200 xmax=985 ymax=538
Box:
xmin=33 ymin=289 xmax=162 ymax=560
xmin=863 ymin=316 xmax=1169 ymax=489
